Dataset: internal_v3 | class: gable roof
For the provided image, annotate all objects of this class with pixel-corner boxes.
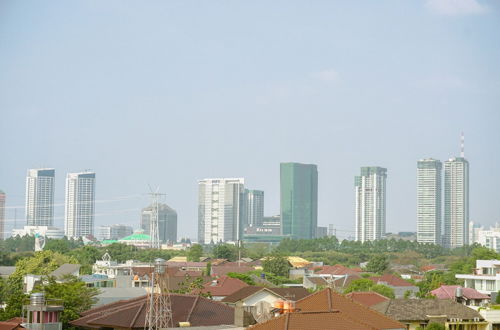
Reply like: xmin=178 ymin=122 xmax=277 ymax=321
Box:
xmin=431 ymin=285 xmax=490 ymax=300
xmin=369 ymin=274 xmax=414 ymax=287
xmin=49 ymin=264 xmax=81 ymax=279
xmin=198 ymin=275 xmax=248 ymax=297
xmin=315 ymin=265 xmax=361 ymax=276
xmin=295 ymin=288 xmax=404 ymax=329
xmin=0 ymin=318 xmax=25 ymax=330
xmin=372 ymin=299 xmax=485 ymax=322
xmin=72 ymin=294 xmax=234 ymax=329
xmin=221 ymin=286 xmax=310 ymax=303
xmin=345 ymin=291 xmax=390 ymax=307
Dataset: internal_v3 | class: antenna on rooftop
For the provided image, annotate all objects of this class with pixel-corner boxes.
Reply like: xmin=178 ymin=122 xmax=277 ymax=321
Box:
xmin=460 ymin=132 xmax=465 ymax=158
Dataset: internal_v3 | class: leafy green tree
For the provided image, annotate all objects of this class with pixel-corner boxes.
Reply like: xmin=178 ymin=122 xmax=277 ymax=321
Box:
xmin=496 ymin=290 xmax=500 ymax=304
xmin=262 ymin=255 xmax=290 ymax=277
xmin=32 ymin=276 xmax=98 ymax=327
xmin=212 ymin=244 xmax=237 ymax=261
xmin=404 ymin=289 xmax=413 ymax=299
xmin=174 ymin=275 xmax=211 ymax=298
xmin=416 ymin=270 xmax=457 ymax=298
xmin=0 ymin=250 xmax=78 ymax=320
xmin=226 ymin=272 xmax=256 ymax=285
xmin=371 ymin=284 xmax=395 ymax=298
xmin=187 ymin=244 xmax=203 ymax=261
xmin=104 ymin=243 xmax=139 ymax=263
xmin=366 ymin=255 xmax=389 ymax=274
xmin=344 ymin=278 xmax=395 ymax=298
xmin=205 ymin=262 xmax=212 ymax=276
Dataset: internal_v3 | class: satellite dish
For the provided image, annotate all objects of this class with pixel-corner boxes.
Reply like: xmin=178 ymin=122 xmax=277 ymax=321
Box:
xmin=252 ymin=301 xmax=272 ymax=323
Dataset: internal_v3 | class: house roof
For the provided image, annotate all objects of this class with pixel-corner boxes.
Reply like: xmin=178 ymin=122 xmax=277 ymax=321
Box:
xmin=431 ymin=285 xmax=490 ymax=300
xmin=345 ymin=291 xmax=390 ymax=307
xmin=371 ymin=299 xmax=485 ymax=322
xmin=221 ymin=286 xmax=310 ymax=303
xmin=286 ymin=257 xmax=311 ymax=268
xmin=369 ymin=274 xmax=414 ymax=287
xmin=198 ymin=276 xmax=248 ymax=297
xmin=119 ymin=233 xmax=151 ymax=241
xmin=168 ymin=256 xmax=188 ymax=262
xmin=295 ymin=288 xmax=404 ymax=329
xmin=49 ymin=264 xmax=81 ymax=279
xmin=315 ymin=265 xmax=361 ymax=276
xmin=72 ymin=294 xmax=234 ymax=329
xmin=211 ymin=265 xmax=255 ymax=277
xmin=305 ymin=277 xmax=329 ymax=286
xmin=0 ymin=318 xmax=25 ymax=330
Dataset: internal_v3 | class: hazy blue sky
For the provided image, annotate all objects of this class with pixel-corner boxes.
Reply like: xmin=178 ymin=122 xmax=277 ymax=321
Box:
xmin=1 ymin=0 xmax=499 ymax=240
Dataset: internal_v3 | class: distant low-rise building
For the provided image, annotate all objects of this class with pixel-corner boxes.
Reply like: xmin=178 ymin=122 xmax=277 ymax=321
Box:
xmin=117 ymin=230 xmax=151 ymax=248
xmin=12 ymin=225 xmax=64 ymax=239
xmin=96 ymin=224 xmax=133 ymax=241
xmin=456 ymin=260 xmax=500 ymax=295
xmin=431 ymin=285 xmax=490 ymax=307
xmin=369 ymin=274 xmax=419 ymax=298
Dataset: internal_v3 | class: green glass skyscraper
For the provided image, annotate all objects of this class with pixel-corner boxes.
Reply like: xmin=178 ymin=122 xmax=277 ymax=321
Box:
xmin=280 ymin=162 xmax=318 ymax=239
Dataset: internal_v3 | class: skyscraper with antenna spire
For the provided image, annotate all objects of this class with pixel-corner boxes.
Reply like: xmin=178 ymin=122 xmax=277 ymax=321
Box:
xmin=443 ymin=133 xmax=469 ymax=248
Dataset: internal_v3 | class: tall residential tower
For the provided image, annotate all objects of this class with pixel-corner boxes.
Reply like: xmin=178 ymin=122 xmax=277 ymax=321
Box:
xmin=417 ymin=159 xmax=442 ymax=245
xmin=64 ymin=172 xmax=96 ymax=238
xmin=198 ymin=178 xmax=245 ymax=244
xmin=444 ymin=157 xmax=469 ymax=248
xmin=355 ymin=167 xmax=387 ymax=242
xmin=244 ymin=189 xmax=264 ymax=228
xmin=25 ymin=169 xmax=55 ymax=226
xmin=280 ymin=163 xmax=318 ymax=240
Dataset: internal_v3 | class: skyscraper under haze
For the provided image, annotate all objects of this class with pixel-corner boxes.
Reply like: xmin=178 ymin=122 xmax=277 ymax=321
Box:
xmin=244 ymin=189 xmax=264 ymax=227
xmin=417 ymin=159 xmax=442 ymax=245
xmin=198 ymin=178 xmax=245 ymax=244
xmin=64 ymin=172 xmax=96 ymax=238
xmin=280 ymin=163 xmax=318 ymax=240
xmin=355 ymin=167 xmax=387 ymax=242
xmin=25 ymin=169 xmax=55 ymax=226
xmin=141 ymin=203 xmax=178 ymax=244
xmin=444 ymin=157 xmax=469 ymax=248
xmin=0 ymin=190 xmax=5 ymax=240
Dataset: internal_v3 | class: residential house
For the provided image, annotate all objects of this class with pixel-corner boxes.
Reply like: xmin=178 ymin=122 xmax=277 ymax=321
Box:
xmin=431 ymin=285 xmax=490 ymax=307
xmin=197 ymin=276 xmax=249 ymax=301
xmin=369 ymin=274 xmax=419 ymax=298
xmin=71 ymin=294 xmax=236 ymax=329
xmin=456 ymin=260 xmax=500 ymax=295
xmin=345 ymin=291 xmax=390 ymax=307
xmin=372 ymin=299 xmax=488 ymax=330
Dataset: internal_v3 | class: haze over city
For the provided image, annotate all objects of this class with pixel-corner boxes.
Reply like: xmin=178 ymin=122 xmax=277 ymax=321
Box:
xmin=1 ymin=0 xmax=499 ymax=240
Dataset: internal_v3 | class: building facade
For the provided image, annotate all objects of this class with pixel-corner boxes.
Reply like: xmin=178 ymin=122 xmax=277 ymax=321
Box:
xmin=417 ymin=158 xmax=442 ymax=245
xmin=444 ymin=157 xmax=469 ymax=248
xmin=96 ymin=224 xmax=134 ymax=241
xmin=355 ymin=167 xmax=387 ymax=242
xmin=25 ymin=169 xmax=55 ymax=227
xmin=140 ymin=203 xmax=177 ymax=244
xmin=244 ymin=189 xmax=264 ymax=228
xmin=280 ymin=163 xmax=318 ymax=240
xmin=64 ymin=172 xmax=96 ymax=238
xmin=0 ymin=190 xmax=5 ymax=240
xmin=198 ymin=178 xmax=245 ymax=244
xmin=12 ymin=225 xmax=64 ymax=239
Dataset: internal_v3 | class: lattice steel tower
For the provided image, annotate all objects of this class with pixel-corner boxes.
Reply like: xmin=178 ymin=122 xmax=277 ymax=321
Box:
xmin=145 ymin=258 xmax=173 ymax=329
xmin=148 ymin=188 xmax=164 ymax=249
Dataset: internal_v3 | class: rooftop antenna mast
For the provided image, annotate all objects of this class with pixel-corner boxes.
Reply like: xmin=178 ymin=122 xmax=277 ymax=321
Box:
xmin=145 ymin=258 xmax=173 ymax=330
xmin=460 ymin=132 xmax=465 ymax=158
xmin=148 ymin=186 xmax=165 ymax=250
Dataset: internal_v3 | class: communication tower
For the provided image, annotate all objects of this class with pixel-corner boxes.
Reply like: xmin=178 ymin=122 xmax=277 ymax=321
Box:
xmin=145 ymin=258 xmax=173 ymax=329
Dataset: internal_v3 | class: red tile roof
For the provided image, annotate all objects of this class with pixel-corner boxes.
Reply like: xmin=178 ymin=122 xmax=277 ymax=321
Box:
xmin=431 ymin=285 xmax=490 ymax=300
xmin=0 ymin=318 xmax=25 ymax=330
xmin=197 ymin=275 xmax=249 ymax=297
xmin=221 ymin=286 xmax=310 ymax=303
xmin=295 ymin=288 xmax=404 ymax=329
xmin=370 ymin=274 xmax=414 ymax=287
xmin=315 ymin=264 xmax=361 ymax=276
xmin=71 ymin=294 xmax=234 ymax=329
xmin=345 ymin=291 xmax=390 ymax=307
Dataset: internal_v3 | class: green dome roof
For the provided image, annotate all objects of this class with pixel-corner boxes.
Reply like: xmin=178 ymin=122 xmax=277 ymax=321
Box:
xmin=120 ymin=233 xmax=151 ymax=241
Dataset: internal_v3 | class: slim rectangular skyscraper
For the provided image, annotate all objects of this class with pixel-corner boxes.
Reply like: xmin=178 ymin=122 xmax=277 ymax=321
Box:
xmin=244 ymin=189 xmax=264 ymax=227
xmin=141 ymin=203 xmax=178 ymax=244
xmin=444 ymin=157 xmax=469 ymax=248
xmin=417 ymin=159 xmax=442 ymax=245
xmin=0 ymin=190 xmax=5 ymax=240
xmin=198 ymin=178 xmax=245 ymax=244
xmin=280 ymin=163 xmax=318 ymax=239
xmin=25 ymin=169 xmax=55 ymax=226
xmin=64 ymin=172 xmax=96 ymax=238
xmin=355 ymin=167 xmax=387 ymax=242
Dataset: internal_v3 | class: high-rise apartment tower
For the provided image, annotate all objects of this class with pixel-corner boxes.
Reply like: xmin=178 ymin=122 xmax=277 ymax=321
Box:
xmin=444 ymin=157 xmax=469 ymax=248
xmin=280 ymin=163 xmax=318 ymax=240
xmin=64 ymin=172 xmax=96 ymax=238
xmin=417 ymin=159 xmax=442 ymax=245
xmin=244 ymin=189 xmax=264 ymax=228
xmin=198 ymin=178 xmax=245 ymax=244
xmin=355 ymin=167 xmax=387 ymax=242
xmin=25 ymin=169 xmax=55 ymax=226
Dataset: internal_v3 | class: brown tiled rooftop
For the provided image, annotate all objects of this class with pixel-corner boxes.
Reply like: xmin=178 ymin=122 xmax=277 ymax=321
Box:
xmin=71 ymin=294 xmax=234 ymax=329
xmin=345 ymin=291 xmax=390 ymax=307
xmin=221 ymin=286 xmax=310 ymax=303
xmin=197 ymin=275 xmax=249 ymax=297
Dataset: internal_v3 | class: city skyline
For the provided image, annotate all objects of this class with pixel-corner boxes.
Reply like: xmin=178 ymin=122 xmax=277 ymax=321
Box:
xmin=1 ymin=1 xmax=499 ymax=240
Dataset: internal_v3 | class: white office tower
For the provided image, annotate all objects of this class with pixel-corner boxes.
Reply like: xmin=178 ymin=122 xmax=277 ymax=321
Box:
xmin=417 ymin=159 xmax=442 ymax=245
xmin=25 ymin=169 xmax=55 ymax=226
xmin=198 ymin=178 xmax=245 ymax=244
xmin=444 ymin=157 xmax=469 ymax=248
xmin=64 ymin=172 xmax=96 ymax=238
xmin=244 ymin=189 xmax=264 ymax=227
xmin=355 ymin=167 xmax=387 ymax=242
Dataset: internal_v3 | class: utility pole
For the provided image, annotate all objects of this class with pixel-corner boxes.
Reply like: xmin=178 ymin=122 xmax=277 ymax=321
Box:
xmin=148 ymin=187 xmax=165 ymax=250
